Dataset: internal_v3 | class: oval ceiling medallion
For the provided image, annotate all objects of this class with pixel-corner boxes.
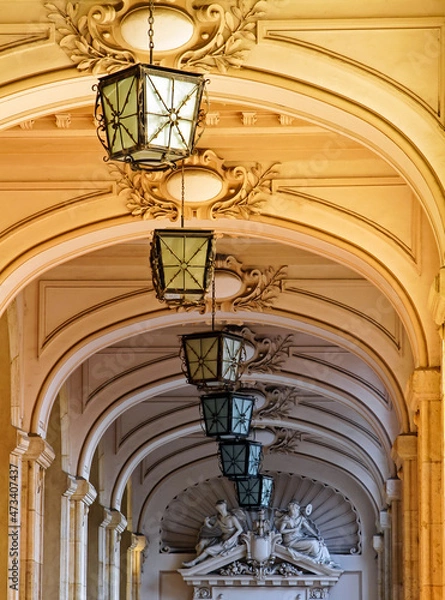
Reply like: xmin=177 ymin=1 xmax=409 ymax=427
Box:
xmin=121 ymin=8 xmax=194 ymax=52
xmin=166 ymin=169 xmax=224 ymax=202
xmin=213 ymin=270 xmax=242 ymax=299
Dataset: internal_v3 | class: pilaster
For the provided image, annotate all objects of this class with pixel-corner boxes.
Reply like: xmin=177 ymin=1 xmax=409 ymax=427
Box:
xmin=21 ymin=436 xmax=55 ymax=600
xmin=99 ymin=508 xmax=127 ymax=600
xmin=407 ymin=368 xmax=443 ymax=600
xmin=386 ymin=478 xmax=402 ymax=600
xmin=126 ymin=534 xmax=146 ymax=600
xmin=61 ymin=476 xmax=96 ymax=600
xmin=392 ymin=433 xmax=418 ymax=600
xmin=7 ymin=431 xmax=30 ymax=600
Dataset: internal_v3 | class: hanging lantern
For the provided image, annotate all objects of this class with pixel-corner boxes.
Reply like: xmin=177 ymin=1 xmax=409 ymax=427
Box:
xmin=95 ymin=63 xmax=206 ymax=171
xmin=150 ymin=229 xmax=215 ymax=306
xmin=235 ymin=475 xmax=274 ymax=509
xmin=200 ymin=391 xmax=255 ymax=438
xmin=219 ymin=440 xmax=263 ymax=479
xmin=181 ymin=331 xmax=245 ymax=388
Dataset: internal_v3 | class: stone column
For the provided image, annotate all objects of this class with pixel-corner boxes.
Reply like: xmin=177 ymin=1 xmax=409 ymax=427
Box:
xmin=98 ymin=509 xmax=127 ymax=600
xmin=407 ymin=368 xmax=443 ymax=600
xmin=372 ymin=533 xmax=384 ymax=600
xmin=386 ymin=478 xmax=402 ymax=600
xmin=392 ymin=434 xmax=418 ymax=600
xmin=60 ymin=476 xmax=97 ymax=600
xmin=379 ymin=510 xmax=391 ymax=600
xmin=21 ymin=436 xmax=55 ymax=600
xmin=7 ymin=431 xmax=30 ymax=600
xmin=126 ymin=534 xmax=146 ymax=600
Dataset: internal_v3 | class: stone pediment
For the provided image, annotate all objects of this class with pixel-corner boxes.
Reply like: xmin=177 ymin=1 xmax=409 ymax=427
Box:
xmin=179 ymin=543 xmax=343 ymax=591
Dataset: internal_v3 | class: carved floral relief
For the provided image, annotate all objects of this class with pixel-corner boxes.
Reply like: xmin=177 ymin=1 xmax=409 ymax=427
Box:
xmin=45 ymin=0 xmax=268 ymax=74
xmin=109 ymin=150 xmax=279 ymax=221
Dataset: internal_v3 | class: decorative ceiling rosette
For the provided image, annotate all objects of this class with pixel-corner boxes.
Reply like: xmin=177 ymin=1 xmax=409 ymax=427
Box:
xmin=45 ymin=0 xmax=268 ymax=74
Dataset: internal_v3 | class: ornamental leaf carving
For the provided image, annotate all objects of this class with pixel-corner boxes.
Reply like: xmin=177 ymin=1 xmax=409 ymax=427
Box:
xmin=180 ymin=0 xmax=268 ymax=73
xmin=210 ymin=163 xmax=280 ymax=219
xmin=255 ymin=384 xmax=300 ymax=419
xmin=187 ymin=256 xmax=287 ymax=314
xmin=45 ymin=2 xmax=135 ymax=73
xmin=240 ymin=327 xmax=293 ymax=374
xmin=266 ymin=428 xmax=305 ymax=455
xmin=233 ymin=264 xmax=287 ymax=311
xmin=109 ymin=163 xmax=179 ymax=221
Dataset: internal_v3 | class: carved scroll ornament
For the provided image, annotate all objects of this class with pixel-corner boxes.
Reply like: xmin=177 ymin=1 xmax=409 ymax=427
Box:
xmin=45 ymin=0 xmax=268 ymax=74
xmin=179 ymin=0 xmax=268 ymax=73
xmin=110 ymin=150 xmax=279 ymax=221
xmin=254 ymin=384 xmax=301 ymax=419
xmin=45 ymin=2 xmax=136 ymax=73
xmin=240 ymin=327 xmax=294 ymax=374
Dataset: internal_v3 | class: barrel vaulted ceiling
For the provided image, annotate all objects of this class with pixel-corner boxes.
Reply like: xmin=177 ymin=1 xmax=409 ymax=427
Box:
xmin=0 ymin=0 xmax=443 ymax=560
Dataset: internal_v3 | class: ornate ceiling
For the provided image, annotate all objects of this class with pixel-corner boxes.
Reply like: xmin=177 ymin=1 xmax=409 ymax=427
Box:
xmin=0 ymin=1 xmax=443 ymax=595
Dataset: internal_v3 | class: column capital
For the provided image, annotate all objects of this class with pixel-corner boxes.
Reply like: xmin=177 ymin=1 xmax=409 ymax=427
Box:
xmin=129 ymin=533 xmax=147 ymax=553
xmin=379 ymin=509 xmax=391 ymax=530
xmin=63 ymin=475 xmax=97 ymax=506
xmin=373 ymin=534 xmax=384 ymax=553
xmin=23 ymin=434 xmax=55 ymax=469
xmin=429 ymin=267 xmax=445 ymax=326
xmin=406 ymin=368 xmax=440 ymax=413
xmin=102 ymin=507 xmax=127 ymax=534
xmin=385 ymin=478 xmax=402 ymax=502
xmin=11 ymin=429 xmax=31 ymax=458
xmin=392 ymin=433 xmax=417 ymax=469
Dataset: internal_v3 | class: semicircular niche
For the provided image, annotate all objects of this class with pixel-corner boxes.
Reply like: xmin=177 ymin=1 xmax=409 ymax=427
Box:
xmin=160 ymin=472 xmax=361 ymax=555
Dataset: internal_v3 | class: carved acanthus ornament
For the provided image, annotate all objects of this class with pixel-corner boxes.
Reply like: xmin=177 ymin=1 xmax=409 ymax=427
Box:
xmin=179 ymin=0 xmax=267 ymax=73
xmin=240 ymin=327 xmax=294 ymax=374
xmin=109 ymin=163 xmax=179 ymax=221
xmin=111 ymin=149 xmax=280 ymax=221
xmin=266 ymin=428 xmax=305 ymax=455
xmin=210 ymin=162 xmax=280 ymax=219
xmin=190 ymin=255 xmax=287 ymax=314
xmin=219 ymin=559 xmax=303 ymax=578
xmin=254 ymin=384 xmax=300 ymax=419
xmin=45 ymin=0 xmax=268 ymax=74
xmin=45 ymin=2 xmax=136 ymax=73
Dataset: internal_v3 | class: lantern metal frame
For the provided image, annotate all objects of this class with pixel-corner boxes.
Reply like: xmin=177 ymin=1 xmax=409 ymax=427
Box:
xmin=218 ymin=439 xmax=263 ymax=479
xmin=235 ymin=474 xmax=274 ymax=509
xmin=95 ymin=62 xmax=206 ymax=171
xmin=150 ymin=228 xmax=215 ymax=306
xmin=200 ymin=391 xmax=255 ymax=439
xmin=181 ymin=330 xmax=245 ymax=389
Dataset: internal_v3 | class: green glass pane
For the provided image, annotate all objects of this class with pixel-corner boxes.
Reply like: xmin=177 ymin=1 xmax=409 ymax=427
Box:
xmin=101 ymin=75 xmax=138 ymax=155
xmin=231 ymin=397 xmax=253 ymax=436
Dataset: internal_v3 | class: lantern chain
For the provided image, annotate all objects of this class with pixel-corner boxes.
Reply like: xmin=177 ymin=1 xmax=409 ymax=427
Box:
xmin=181 ymin=160 xmax=185 ymax=228
xmin=148 ymin=0 xmax=155 ymax=64
xmin=211 ymin=275 xmax=216 ymax=331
